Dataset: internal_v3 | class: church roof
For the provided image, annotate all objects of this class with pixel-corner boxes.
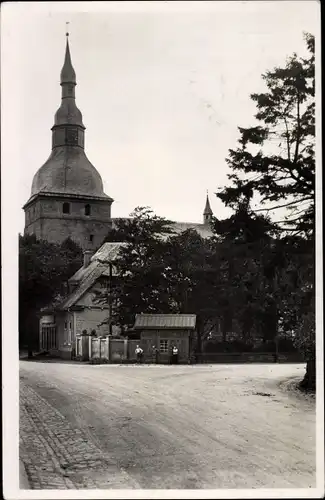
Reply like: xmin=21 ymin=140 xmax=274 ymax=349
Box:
xmin=26 ymin=35 xmax=111 ymax=203
xmin=60 ymin=37 xmax=76 ymax=84
xmin=168 ymin=222 xmax=213 ymax=239
xmin=110 ymin=218 xmax=213 ymax=239
xmin=30 ymin=146 xmax=111 ymax=199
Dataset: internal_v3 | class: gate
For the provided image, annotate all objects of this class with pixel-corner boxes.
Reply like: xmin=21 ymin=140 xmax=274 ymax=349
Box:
xmin=40 ymin=324 xmax=57 ymax=352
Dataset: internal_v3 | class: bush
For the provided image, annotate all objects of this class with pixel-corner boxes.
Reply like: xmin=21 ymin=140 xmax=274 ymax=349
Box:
xmin=278 ymin=337 xmax=298 ymax=352
xmin=252 ymin=337 xmax=298 ymax=353
xmin=252 ymin=342 xmax=275 ymax=353
xmin=203 ymin=340 xmax=253 ymax=353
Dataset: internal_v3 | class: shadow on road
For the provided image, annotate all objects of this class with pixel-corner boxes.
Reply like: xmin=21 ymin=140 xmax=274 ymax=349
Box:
xmin=19 ymin=354 xmax=84 ymax=365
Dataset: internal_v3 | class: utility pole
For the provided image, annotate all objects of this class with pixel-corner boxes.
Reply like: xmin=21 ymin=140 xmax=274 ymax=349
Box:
xmin=108 ymin=262 xmax=113 ymax=336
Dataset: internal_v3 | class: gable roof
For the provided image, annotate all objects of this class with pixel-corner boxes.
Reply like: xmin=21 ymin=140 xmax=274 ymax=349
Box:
xmin=57 ymin=242 xmax=127 ymax=311
xmin=134 ymin=314 xmax=197 ymax=330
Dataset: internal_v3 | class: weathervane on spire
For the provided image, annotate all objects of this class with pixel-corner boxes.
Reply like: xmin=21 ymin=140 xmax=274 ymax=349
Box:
xmin=66 ymin=21 xmax=70 ymax=37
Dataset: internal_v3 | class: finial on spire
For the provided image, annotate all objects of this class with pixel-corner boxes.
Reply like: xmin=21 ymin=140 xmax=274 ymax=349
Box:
xmin=60 ymin=24 xmax=76 ymax=85
xmin=66 ymin=21 xmax=70 ymax=37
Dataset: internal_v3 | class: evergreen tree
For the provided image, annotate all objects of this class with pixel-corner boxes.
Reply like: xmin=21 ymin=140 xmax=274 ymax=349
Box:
xmin=215 ymin=33 xmax=315 ymax=386
xmin=218 ymin=33 xmax=315 ymax=237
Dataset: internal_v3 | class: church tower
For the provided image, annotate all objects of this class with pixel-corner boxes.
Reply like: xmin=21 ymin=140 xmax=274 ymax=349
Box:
xmin=203 ymin=192 xmax=213 ymax=225
xmin=23 ymin=33 xmax=113 ymax=250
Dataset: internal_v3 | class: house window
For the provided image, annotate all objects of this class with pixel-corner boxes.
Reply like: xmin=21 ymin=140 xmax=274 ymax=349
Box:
xmin=159 ymin=340 xmax=169 ymax=353
xmin=85 ymin=204 xmax=91 ymax=216
xmin=63 ymin=202 xmax=70 ymax=214
xmin=89 ymin=234 xmax=94 ymax=242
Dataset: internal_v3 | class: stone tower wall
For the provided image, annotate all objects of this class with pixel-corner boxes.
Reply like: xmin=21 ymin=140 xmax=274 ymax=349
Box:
xmin=24 ymin=197 xmax=112 ymax=250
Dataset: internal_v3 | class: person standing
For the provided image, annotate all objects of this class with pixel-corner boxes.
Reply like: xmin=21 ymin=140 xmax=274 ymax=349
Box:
xmin=152 ymin=345 xmax=159 ymax=364
xmin=135 ymin=345 xmax=143 ymax=364
xmin=169 ymin=344 xmax=174 ymax=364
xmin=172 ymin=345 xmax=179 ymax=364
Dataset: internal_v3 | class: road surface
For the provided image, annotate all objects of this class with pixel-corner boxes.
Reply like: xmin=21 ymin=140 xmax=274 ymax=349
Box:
xmin=20 ymin=361 xmax=315 ymax=489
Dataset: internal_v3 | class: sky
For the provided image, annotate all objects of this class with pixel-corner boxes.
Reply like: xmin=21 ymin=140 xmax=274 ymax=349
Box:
xmin=1 ymin=1 xmax=320 ymax=234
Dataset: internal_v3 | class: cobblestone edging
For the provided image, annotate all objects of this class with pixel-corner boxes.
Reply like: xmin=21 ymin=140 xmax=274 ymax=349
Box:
xmin=20 ymin=459 xmax=30 ymax=488
xmin=19 ymin=380 xmax=138 ymax=489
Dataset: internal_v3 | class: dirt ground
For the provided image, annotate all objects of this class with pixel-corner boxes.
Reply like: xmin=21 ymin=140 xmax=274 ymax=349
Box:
xmin=19 ymin=361 xmax=316 ymax=490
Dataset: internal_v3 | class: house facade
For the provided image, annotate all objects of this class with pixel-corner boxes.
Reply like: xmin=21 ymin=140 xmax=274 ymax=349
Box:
xmin=39 ymin=242 xmax=125 ymax=359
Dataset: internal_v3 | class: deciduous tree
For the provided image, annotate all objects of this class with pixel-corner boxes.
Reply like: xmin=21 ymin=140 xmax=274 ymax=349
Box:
xmin=19 ymin=235 xmax=82 ymax=353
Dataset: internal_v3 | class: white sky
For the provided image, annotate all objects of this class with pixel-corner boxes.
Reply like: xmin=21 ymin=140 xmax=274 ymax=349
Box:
xmin=1 ymin=1 xmax=320 ymax=233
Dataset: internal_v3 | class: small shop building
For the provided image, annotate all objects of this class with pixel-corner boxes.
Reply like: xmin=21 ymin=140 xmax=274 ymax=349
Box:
xmin=133 ymin=314 xmax=197 ymax=363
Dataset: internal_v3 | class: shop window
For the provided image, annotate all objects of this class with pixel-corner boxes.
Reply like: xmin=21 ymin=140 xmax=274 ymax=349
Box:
xmin=63 ymin=202 xmax=70 ymax=214
xmin=159 ymin=340 xmax=169 ymax=353
xmin=85 ymin=204 xmax=91 ymax=216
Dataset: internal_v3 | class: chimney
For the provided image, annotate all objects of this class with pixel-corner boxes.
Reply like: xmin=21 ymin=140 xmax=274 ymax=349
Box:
xmin=83 ymin=250 xmax=93 ymax=268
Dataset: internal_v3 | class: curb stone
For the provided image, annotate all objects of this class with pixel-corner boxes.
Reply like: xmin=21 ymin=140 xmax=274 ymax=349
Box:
xmin=19 ymin=459 xmax=30 ymax=489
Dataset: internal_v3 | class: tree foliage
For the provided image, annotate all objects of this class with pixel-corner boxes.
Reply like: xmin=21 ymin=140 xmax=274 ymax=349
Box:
xmin=19 ymin=234 xmax=83 ymax=348
xmin=96 ymin=207 xmax=175 ymax=327
xmin=215 ymin=34 xmax=315 ymax=387
xmin=218 ymin=33 xmax=315 ymax=237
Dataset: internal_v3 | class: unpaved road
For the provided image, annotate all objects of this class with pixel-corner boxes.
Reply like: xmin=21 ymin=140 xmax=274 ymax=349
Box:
xmin=20 ymin=361 xmax=315 ymax=489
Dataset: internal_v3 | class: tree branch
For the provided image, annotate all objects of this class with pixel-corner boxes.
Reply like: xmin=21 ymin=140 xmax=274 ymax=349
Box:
xmin=254 ymin=196 xmax=312 ymax=212
xmin=283 ymin=116 xmax=291 ymax=161
xmin=294 ymin=89 xmax=301 ymax=163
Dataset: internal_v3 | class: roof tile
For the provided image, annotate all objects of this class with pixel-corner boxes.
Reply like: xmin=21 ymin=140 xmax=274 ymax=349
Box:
xmin=134 ymin=314 xmax=196 ymax=330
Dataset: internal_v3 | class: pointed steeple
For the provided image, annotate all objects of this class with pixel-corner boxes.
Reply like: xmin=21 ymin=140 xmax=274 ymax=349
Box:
xmin=203 ymin=191 xmax=213 ymax=225
xmin=51 ymin=31 xmax=85 ymax=148
xmin=60 ymin=35 xmax=76 ymax=85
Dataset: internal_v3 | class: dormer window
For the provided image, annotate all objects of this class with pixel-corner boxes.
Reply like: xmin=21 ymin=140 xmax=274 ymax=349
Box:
xmin=85 ymin=204 xmax=91 ymax=216
xmin=63 ymin=202 xmax=70 ymax=214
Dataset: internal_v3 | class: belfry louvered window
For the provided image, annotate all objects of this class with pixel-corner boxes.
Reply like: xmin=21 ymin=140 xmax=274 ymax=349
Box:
xmin=66 ymin=127 xmax=78 ymax=145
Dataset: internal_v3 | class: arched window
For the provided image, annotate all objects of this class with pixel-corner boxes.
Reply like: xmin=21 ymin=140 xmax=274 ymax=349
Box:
xmin=63 ymin=202 xmax=70 ymax=214
xmin=85 ymin=204 xmax=91 ymax=216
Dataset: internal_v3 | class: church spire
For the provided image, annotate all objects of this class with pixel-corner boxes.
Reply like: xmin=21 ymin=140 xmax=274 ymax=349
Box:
xmin=51 ymin=30 xmax=85 ymax=149
xmin=60 ymin=33 xmax=76 ymax=86
xmin=203 ymin=191 xmax=213 ymax=225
